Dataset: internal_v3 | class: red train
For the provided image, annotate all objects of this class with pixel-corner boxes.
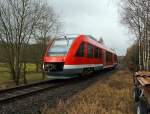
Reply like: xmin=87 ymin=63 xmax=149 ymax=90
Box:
xmin=43 ymin=34 xmax=118 ymax=78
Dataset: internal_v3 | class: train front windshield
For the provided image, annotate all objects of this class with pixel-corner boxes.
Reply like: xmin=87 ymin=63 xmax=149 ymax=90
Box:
xmin=48 ymin=38 xmax=75 ymax=56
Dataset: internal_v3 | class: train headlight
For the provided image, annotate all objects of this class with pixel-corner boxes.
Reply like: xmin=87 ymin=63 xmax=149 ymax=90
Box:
xmin=42 ymin=64 xmax=45 ymax=70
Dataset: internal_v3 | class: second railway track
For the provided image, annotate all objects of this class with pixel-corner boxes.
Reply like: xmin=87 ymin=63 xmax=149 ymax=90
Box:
xmin=0 ymin=79 xmax=69 ymax=103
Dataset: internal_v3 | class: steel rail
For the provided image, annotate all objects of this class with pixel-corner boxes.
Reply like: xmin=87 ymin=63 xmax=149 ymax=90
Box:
xmin=0 ymin=79 xmax=66 ymax=103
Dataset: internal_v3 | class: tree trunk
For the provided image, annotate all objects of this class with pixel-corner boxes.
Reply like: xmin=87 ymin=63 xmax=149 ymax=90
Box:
xmin=143 ymin=39 xmax=146 ymax=70
xmin=147 ymin=40 xmax=150 ymax=70
xmin=36 ymin=63 xmax=39 ymax=72
xmin=138 ymin=38 xmax=142 ymax=70
xmin=9 ymin=63 xmax=16 ymax=81
xmin=15 ymin=46 xmax=21 ymax=85
xmin=23 ymin=62 xmax=27 ymax=84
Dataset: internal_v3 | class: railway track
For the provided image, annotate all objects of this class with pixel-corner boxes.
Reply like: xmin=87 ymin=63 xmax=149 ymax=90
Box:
xmin=0 ymin=69 xmax=115 ymax=104
xmin=0 ymin=79 xmax=68 ymax=103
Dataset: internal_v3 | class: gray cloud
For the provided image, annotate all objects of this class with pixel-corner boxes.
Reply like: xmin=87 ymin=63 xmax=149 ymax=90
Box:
xmin=50 ymin=0 xmax=132 ymax=55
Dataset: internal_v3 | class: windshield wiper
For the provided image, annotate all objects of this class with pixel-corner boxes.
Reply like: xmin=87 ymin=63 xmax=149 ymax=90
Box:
xmin=64 ymin=35 xmax=69 ymax=46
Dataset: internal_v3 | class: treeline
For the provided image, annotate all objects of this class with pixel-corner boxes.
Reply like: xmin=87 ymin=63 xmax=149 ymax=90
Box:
xmin=0 ymin=39 xmax=51 ymax=71
xmin=124 ymin=42 xmax=139 ymax=71
xmin=0 ymin=38 xmax=53 ymax=83
xmin=120 ymin=0 xmax=150 ymax=71
xmin=0 ymin=0 xmax=60 ymax=85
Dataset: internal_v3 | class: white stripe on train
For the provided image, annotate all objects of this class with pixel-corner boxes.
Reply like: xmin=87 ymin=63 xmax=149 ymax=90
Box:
xmin=64 ymin=63 xmax=117 ymax=69
xmin=64 ymin=64 xmax=103 ymax=69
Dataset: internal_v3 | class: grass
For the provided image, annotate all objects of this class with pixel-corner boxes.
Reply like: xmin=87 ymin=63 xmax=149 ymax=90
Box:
xmin=26 ymin=63 xmax=39 ymax=72
xmin=26 ymin=73 xmax=44 ymax=83
xmin=42 ymin=69 xmax=134 ymax=114
xmin=0 ymin=63 xmax=40 ymax=72
xmin=0 ymin=63 xmax=9 ymax=72
xmin=0 ymin=63 xmax=45 ymax=89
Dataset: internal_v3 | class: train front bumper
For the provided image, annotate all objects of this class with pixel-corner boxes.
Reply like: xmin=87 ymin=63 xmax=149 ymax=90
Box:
xmin=43 ymin=63 xmax=82 ymax=77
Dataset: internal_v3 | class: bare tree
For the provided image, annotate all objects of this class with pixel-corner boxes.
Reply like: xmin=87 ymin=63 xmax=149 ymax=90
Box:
xmin=0 ymin=0 xmax=56 ymax=85
xmin=125 ymin=42 xmax=139 ymax=71
xmin=120 ymin=0 xmax=150 ymax=71
xmin=34 ymin=4 xmax=61 ymax=79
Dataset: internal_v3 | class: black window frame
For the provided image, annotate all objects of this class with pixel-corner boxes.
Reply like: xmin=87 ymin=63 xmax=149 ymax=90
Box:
xmin=106 ymin=51 xmax=113 ymax=62
xmin=114 ymin=54 xmax=117 ymax=62
xmin=99 ymin=48 xmax=102 ymax=59
xmin=87 ymin=43 xmax=93 ymax=58
xmin=94 ymin=46 xmax=99 ymax=58
xmin=75 ymin=42 xmax=85 ymax=57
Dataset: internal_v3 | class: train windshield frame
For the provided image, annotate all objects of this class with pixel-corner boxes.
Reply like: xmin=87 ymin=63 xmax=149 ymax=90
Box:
xmin=48 ymin=37 xmax=75 ymax=56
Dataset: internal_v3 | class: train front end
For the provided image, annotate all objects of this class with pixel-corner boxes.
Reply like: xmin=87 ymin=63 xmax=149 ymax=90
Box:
xmin=43 ymin=37 xmax=76 ymax=79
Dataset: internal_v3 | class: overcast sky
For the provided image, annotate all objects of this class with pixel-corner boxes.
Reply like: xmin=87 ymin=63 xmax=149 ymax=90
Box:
xmin=50 ymin=0 xmax=134 ymax=56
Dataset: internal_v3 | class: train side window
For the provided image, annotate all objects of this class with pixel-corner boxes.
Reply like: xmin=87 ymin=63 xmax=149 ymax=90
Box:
xmin=114 ymin=55 xmax=117 ymax=62
xmin=99 ymin=48 xmax=102 ymax=58
xmin=94 ymin=47 xmax=99 ymax=58
xmin=75 ymin=42 xmax=84 ymax=57
xmin=87 ymin=44 xmax=93 ymax=58
xmin=106 ymin=51 xmax=112 ymax=62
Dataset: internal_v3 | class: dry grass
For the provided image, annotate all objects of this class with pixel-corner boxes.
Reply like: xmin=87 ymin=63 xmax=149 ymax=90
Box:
xmin=42 ymin=69 xmax=134 ymax=114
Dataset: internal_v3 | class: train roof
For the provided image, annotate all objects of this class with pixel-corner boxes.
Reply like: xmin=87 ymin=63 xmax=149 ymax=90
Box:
xmin=81 ymin=35 xmax=116 ymax=54
xmin=53 ymin=34 xmax=116 ymax=54
xmin=54 ymin=34 xmax=78 ymax=40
